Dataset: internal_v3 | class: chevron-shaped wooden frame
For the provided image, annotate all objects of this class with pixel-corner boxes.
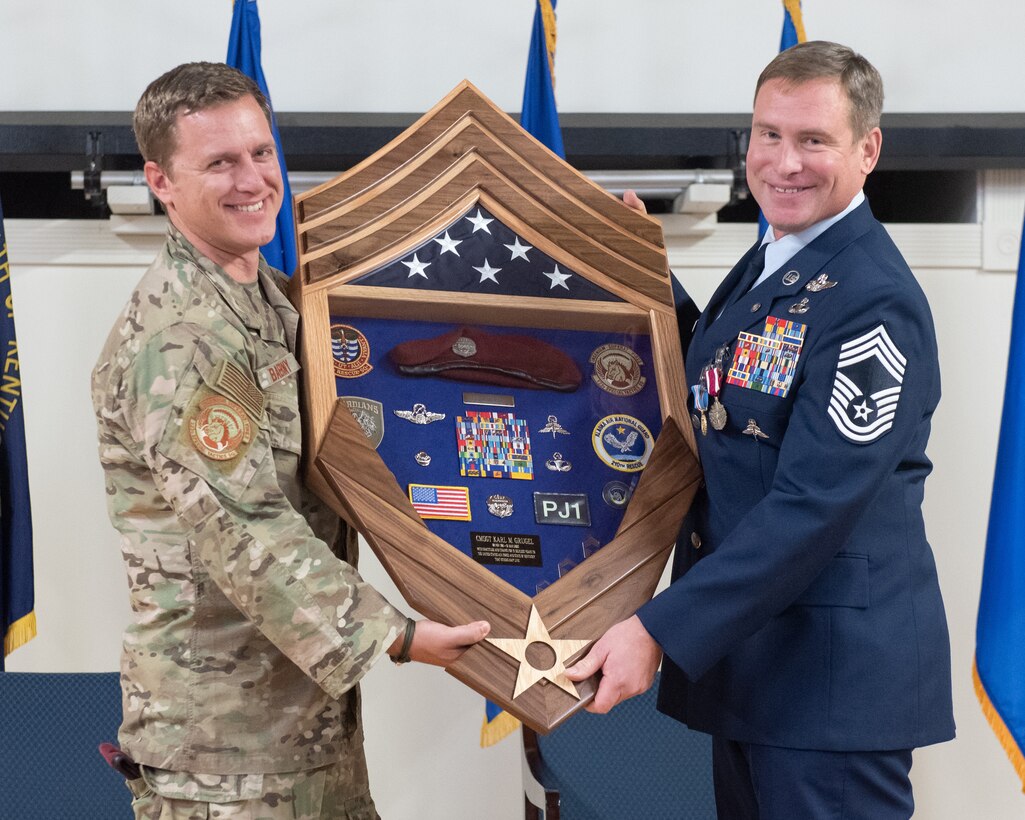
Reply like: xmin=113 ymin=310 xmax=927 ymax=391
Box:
xmin=290 ymin=81 xmax=702 ymax=733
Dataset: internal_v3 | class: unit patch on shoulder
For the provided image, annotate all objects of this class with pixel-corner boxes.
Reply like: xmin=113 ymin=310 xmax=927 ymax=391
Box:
xmin=189 ymin=395 xmax=253 ymax=460
xmin=827 ymin=324 xmax=906 ymax=444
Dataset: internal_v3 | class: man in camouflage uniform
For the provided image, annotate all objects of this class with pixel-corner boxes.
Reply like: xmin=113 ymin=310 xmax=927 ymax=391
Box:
xmin=92 ymin=62 xmax=489 ymax=820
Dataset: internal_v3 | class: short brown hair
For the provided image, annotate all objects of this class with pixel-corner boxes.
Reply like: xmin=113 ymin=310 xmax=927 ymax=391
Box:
xmin=755 ymin=41 xmax=884 ymax=138
xmin=133 ymin=62 xmax=272 ymax=171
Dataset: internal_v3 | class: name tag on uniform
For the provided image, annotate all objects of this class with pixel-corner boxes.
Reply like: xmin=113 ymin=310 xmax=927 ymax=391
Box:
xmin=257 ymin=354 xmax=301 ymax=389
xmin=727 ymin=316 xmax=806 ymax=398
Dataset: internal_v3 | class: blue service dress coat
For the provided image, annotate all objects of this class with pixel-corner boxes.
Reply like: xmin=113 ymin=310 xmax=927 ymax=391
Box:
xmin=637 ymin=200 xmax=955 ymax=752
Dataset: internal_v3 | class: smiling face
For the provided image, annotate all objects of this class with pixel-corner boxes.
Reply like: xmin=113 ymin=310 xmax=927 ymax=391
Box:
xmin=144 ymin=95 xmax=282 ymax=282
xmin=746 ymin=77 xmax=881 ymax=239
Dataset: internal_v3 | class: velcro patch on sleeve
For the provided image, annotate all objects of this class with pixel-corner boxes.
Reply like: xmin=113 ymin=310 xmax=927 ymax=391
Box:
xmin=827 ymin=324 xmax=906 ymax=444
xmin=215 ymin=358 xmax=265 ymax=422
xmin=188 ymin=394 xmax=254 ymax=461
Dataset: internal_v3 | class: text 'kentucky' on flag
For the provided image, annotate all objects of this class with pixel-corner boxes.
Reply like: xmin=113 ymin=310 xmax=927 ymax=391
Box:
xmin=226 ymin=0 xmax=298 ymax=276
xmin=974 ymin=214 xmax=1025 ymax=790
xmin=354 ymin=205 xmax=621 ymax=304
xmin=0 ymin=192 xmax=36 ymax=667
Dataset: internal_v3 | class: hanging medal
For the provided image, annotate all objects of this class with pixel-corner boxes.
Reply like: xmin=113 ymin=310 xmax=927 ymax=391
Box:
xmin=706 ymin=345 xmax=729 ymax=431
xmin=691 ymin=382 xmax=710 ymax=436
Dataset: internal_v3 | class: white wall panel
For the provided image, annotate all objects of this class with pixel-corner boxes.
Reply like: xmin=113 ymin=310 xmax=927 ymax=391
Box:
xmin=1 ymin=1 xmax=1023 ymax=113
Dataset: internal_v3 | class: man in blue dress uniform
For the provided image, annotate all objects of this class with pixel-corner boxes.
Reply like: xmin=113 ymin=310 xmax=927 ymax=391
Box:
xmin=567 ymin=41 xmax=954 ymax=818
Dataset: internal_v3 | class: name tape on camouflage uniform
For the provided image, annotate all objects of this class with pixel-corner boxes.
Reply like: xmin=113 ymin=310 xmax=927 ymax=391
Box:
xmin=257 ymin=353 xmax=300 ymax=390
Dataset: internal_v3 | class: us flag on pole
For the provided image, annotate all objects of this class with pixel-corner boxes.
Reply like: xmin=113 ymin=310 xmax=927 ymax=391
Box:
xmin=409 ymin=484 xmax=472 ymax=521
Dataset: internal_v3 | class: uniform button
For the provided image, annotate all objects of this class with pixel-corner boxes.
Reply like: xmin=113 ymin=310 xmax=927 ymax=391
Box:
xmin=690 ymin=531 xmax=702 ymax=549
xmin=750 ymin=303 xmax=761 ymax=312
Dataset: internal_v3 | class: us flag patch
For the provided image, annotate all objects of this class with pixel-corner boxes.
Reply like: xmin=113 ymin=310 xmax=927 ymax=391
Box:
xmin=827 ymin=325 xmax=906 ymax=444
xmin=408 ymin=484 xmax=472 ymax=521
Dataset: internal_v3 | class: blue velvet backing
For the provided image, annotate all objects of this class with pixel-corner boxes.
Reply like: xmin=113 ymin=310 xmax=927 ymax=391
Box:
xmin=331 ymin=316 xmax=662 ymax=595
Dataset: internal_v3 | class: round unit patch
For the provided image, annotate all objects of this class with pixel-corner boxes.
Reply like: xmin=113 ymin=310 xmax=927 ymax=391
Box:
xmin=602 ymin=480 xmax=633 ymax=508
xmin=592 ymin=414 xmax=653 ymax=473
xmin=330 ymin=324 xmax=373 ymax=378
xmin=589 ymin=343 xmax=646 ymax=397
xmin=189 ymin=395 xmax=252 ymax=461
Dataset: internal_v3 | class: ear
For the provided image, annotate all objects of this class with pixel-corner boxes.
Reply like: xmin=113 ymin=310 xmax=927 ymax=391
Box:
xmin=144 ymin=160 xmax=175 ymax=208
xmin=860 ymin=127 xmax=882 ymax=175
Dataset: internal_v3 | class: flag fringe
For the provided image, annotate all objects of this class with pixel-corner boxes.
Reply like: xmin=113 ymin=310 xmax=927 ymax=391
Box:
xmin=782 ymin=0 xmax=808 ymax=44
xmin=3 ymin=610 xmax=37 ymax=656
xmin=480 ymin=709 xmax=521 ymax=747
xmin=973 ymin=658 xmax=1025 ymax=792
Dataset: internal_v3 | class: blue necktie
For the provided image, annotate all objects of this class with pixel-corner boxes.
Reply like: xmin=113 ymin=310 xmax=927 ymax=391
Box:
xmin=715 ymin=243 xmax=767 ymax=321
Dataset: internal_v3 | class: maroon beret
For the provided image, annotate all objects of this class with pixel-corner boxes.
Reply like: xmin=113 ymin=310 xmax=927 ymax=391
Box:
xmin=388 ymin=326 xmax=582 ymax=392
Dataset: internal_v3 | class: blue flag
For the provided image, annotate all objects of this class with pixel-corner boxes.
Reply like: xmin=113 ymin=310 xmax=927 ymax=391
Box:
xmin=781 ymin=0 xmax=807 ymax=51
xmin=759 ymin=1 xmax=807 ymax=238
xmin=481 ymin=0 xmax=567 ymax=747
xmin=0 ymin=193 xmax=35 ymax=668
xmin=975 ymin=215 xmax=1025 ymax=790
xmin=226 ymin=0 xmax=298 ymax=277
xmin=521 ymin=0 xmax=564 ymax=159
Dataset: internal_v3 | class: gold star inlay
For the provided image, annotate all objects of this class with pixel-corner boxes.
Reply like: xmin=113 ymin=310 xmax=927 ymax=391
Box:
xmin=487 ymin=605 xmax=591 ymax=699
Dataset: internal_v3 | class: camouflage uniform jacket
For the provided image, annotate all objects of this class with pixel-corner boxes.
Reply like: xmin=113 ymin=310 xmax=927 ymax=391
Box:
xmin=92 ymin=226 xmax=406 ymax=775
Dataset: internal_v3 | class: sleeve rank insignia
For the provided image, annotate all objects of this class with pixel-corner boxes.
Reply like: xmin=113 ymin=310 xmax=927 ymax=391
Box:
xmin=828 ymin=324 xmax=905 ymax=444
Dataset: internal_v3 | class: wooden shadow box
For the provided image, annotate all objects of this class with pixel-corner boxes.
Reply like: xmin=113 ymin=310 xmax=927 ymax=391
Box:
xmin=289 ymin=82 xmax=702 ymax=733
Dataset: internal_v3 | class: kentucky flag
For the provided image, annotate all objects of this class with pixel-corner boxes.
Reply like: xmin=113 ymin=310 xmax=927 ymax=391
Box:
xmin=759 ymin=0 xmax=808 ymax=238
xmin=0 ymin=193 xmax=36 ymax=668
xmin=975 ymin=214 xmax=1025 ymax=791
xmin=226 ymin=0 xmax=298 ymax=276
